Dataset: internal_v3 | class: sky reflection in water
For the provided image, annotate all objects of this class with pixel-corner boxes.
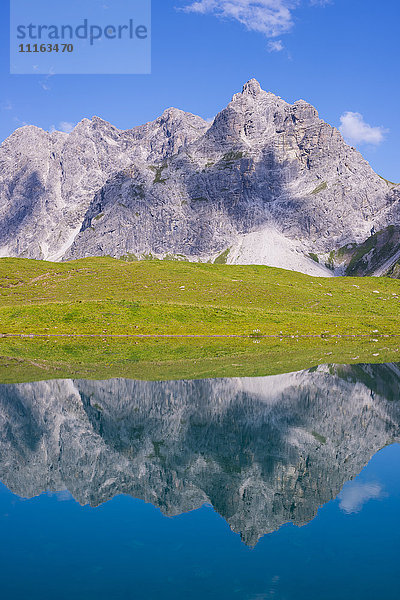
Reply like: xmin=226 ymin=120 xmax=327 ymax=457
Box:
xmin=0 ymin=363 xmax=399 ymax=600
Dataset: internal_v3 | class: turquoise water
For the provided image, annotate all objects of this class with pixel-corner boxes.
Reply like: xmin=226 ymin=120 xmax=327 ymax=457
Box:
xmin=0 ymin=363 xmax=399 ymax=599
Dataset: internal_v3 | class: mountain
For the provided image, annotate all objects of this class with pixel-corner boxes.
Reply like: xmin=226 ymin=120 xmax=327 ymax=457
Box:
xmin=0 ymin=363 xmax=399 ymax=546
xmin=0 ymin=79 xmax=399 ymax=276
xmin=0 ymin=109 xmax=208 ymax=262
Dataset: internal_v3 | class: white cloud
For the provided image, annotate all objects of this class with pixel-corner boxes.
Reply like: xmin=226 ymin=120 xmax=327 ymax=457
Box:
xmin=39 ymin=68 xmax=55 ymax=92
xmin=339 ymin=111 xmax=388 ymax=146
xmin=183 ymin=1 xmax=296 ymax=37
xmin=59 ymin=121 xmax=76 ymax=133
xmin=268 ymin=39 xmax=284 ymax=51
xmin=338 ymin=482 xmax=384 ymax=514
xmin=50 ymin=121 xmax=76 ymax=133
xmin=182 ymin=0 xmax=329 ymax=40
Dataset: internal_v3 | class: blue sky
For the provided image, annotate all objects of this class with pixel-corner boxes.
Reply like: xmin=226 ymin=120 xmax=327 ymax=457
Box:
xmin=1 ymin=0 xmax=399 ymax=181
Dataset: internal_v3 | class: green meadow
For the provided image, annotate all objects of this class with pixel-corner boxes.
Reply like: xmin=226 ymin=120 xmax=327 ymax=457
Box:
xmin=1 ymin=257 xmax=400 ymax=336
xmin=0 ymin=257 xmax=399 ymax=382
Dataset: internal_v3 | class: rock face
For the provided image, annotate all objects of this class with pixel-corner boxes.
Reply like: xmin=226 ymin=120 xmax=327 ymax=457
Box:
xmin=0 ymin=79 xmax=399 ymax=275
xmin=0 ymin=363 xmax=399 ymax=546
xmin=331 ymin=225 xmax=400 ymax=276
xmin=0 ymin=110 xmax=208 ymax=262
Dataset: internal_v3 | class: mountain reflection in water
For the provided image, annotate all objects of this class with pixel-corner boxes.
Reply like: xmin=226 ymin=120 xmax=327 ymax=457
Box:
xmin=0 ymin=363 xmax=399 ymax=546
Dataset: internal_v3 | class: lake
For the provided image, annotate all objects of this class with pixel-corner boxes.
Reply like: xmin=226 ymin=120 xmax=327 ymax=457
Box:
xmin=0 ymin=363 xmax=399 ymax=599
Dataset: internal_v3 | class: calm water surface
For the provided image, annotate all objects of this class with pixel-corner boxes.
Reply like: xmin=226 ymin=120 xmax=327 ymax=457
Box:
xmin=0 ymin=363 xmax=399 ymax=599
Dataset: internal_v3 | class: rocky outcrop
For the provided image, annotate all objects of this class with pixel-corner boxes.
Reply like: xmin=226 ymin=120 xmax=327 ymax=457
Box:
xmin=329 ymin=224 xmax=400 ymax=276
xmin=0 ymin=110 xmax=208 ymax=261
xmin=0 ymin=363 xmax=399 ymax=545
xmin=0 ymin=80 xmax=398 ymax=275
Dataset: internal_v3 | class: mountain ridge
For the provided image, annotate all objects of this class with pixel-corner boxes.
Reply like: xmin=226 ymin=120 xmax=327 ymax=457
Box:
xmin=0 ymin=79 xmax=399 ymax=276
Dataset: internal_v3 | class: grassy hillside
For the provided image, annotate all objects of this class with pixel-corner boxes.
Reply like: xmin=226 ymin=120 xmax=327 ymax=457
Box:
xmin=0 ymin=257 xmax=400 ymax=337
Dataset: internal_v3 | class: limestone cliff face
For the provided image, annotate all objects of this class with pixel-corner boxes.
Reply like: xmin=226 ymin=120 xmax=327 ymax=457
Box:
xmin=0 ymin=80 xmax=398 ymax=275
xmin=0 ymin=110 xmax=208 ymax=261
xmin=0 ymin=363 xmax=399 ymax=545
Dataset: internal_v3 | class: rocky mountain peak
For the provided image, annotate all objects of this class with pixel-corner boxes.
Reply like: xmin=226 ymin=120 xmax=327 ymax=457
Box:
xmin=0 ymin=80 xmax=398 ymax=271
xmin=232 ymin=78 xmax=272 ymax=104
xmin=90 ymin=115 xmax=115 ymax=128
xmin=155 ymin=106 xmax=209 ymax=132
xmin=159 ymin=106 xmax=189 ymax=120
xmin=242 ymin=78 xmax=262 ymax=96
xmin=232 ymin=79 xmax=285 ymax=107
xmin=6 ymin=124 xmax=48 ymax=143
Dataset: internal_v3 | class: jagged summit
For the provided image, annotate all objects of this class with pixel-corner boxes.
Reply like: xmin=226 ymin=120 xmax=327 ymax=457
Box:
xmin=154 ymin=106 xmax=209 ymax=133
xmin=232 ymin=78 xmax=278 ymax=103
xmin=0 ymin=80 xmax=398 ymax=274
xmin=159 ymin=106 xmax=195 ymax=119
xmin=242 ymin=78 xmax=262 ymax=95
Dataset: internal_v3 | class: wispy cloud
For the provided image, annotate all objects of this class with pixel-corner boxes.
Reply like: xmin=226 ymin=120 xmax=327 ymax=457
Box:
xmin=339 ymin=111 xmax=388 ymax=146
xmin=181 ymin=0 xmax=330 ymax=48
xmin=183 ymin=1 xmax=295 ymax=37
xmin=39 ymin=67 xmax=56 ymax=92
xmin=268 ymin=39 xmax=284 ymax=51
xmin=50 ymin=121 xmax=76 ymax=133
xmin=338 ymin=482 xmax=384 ymax=514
